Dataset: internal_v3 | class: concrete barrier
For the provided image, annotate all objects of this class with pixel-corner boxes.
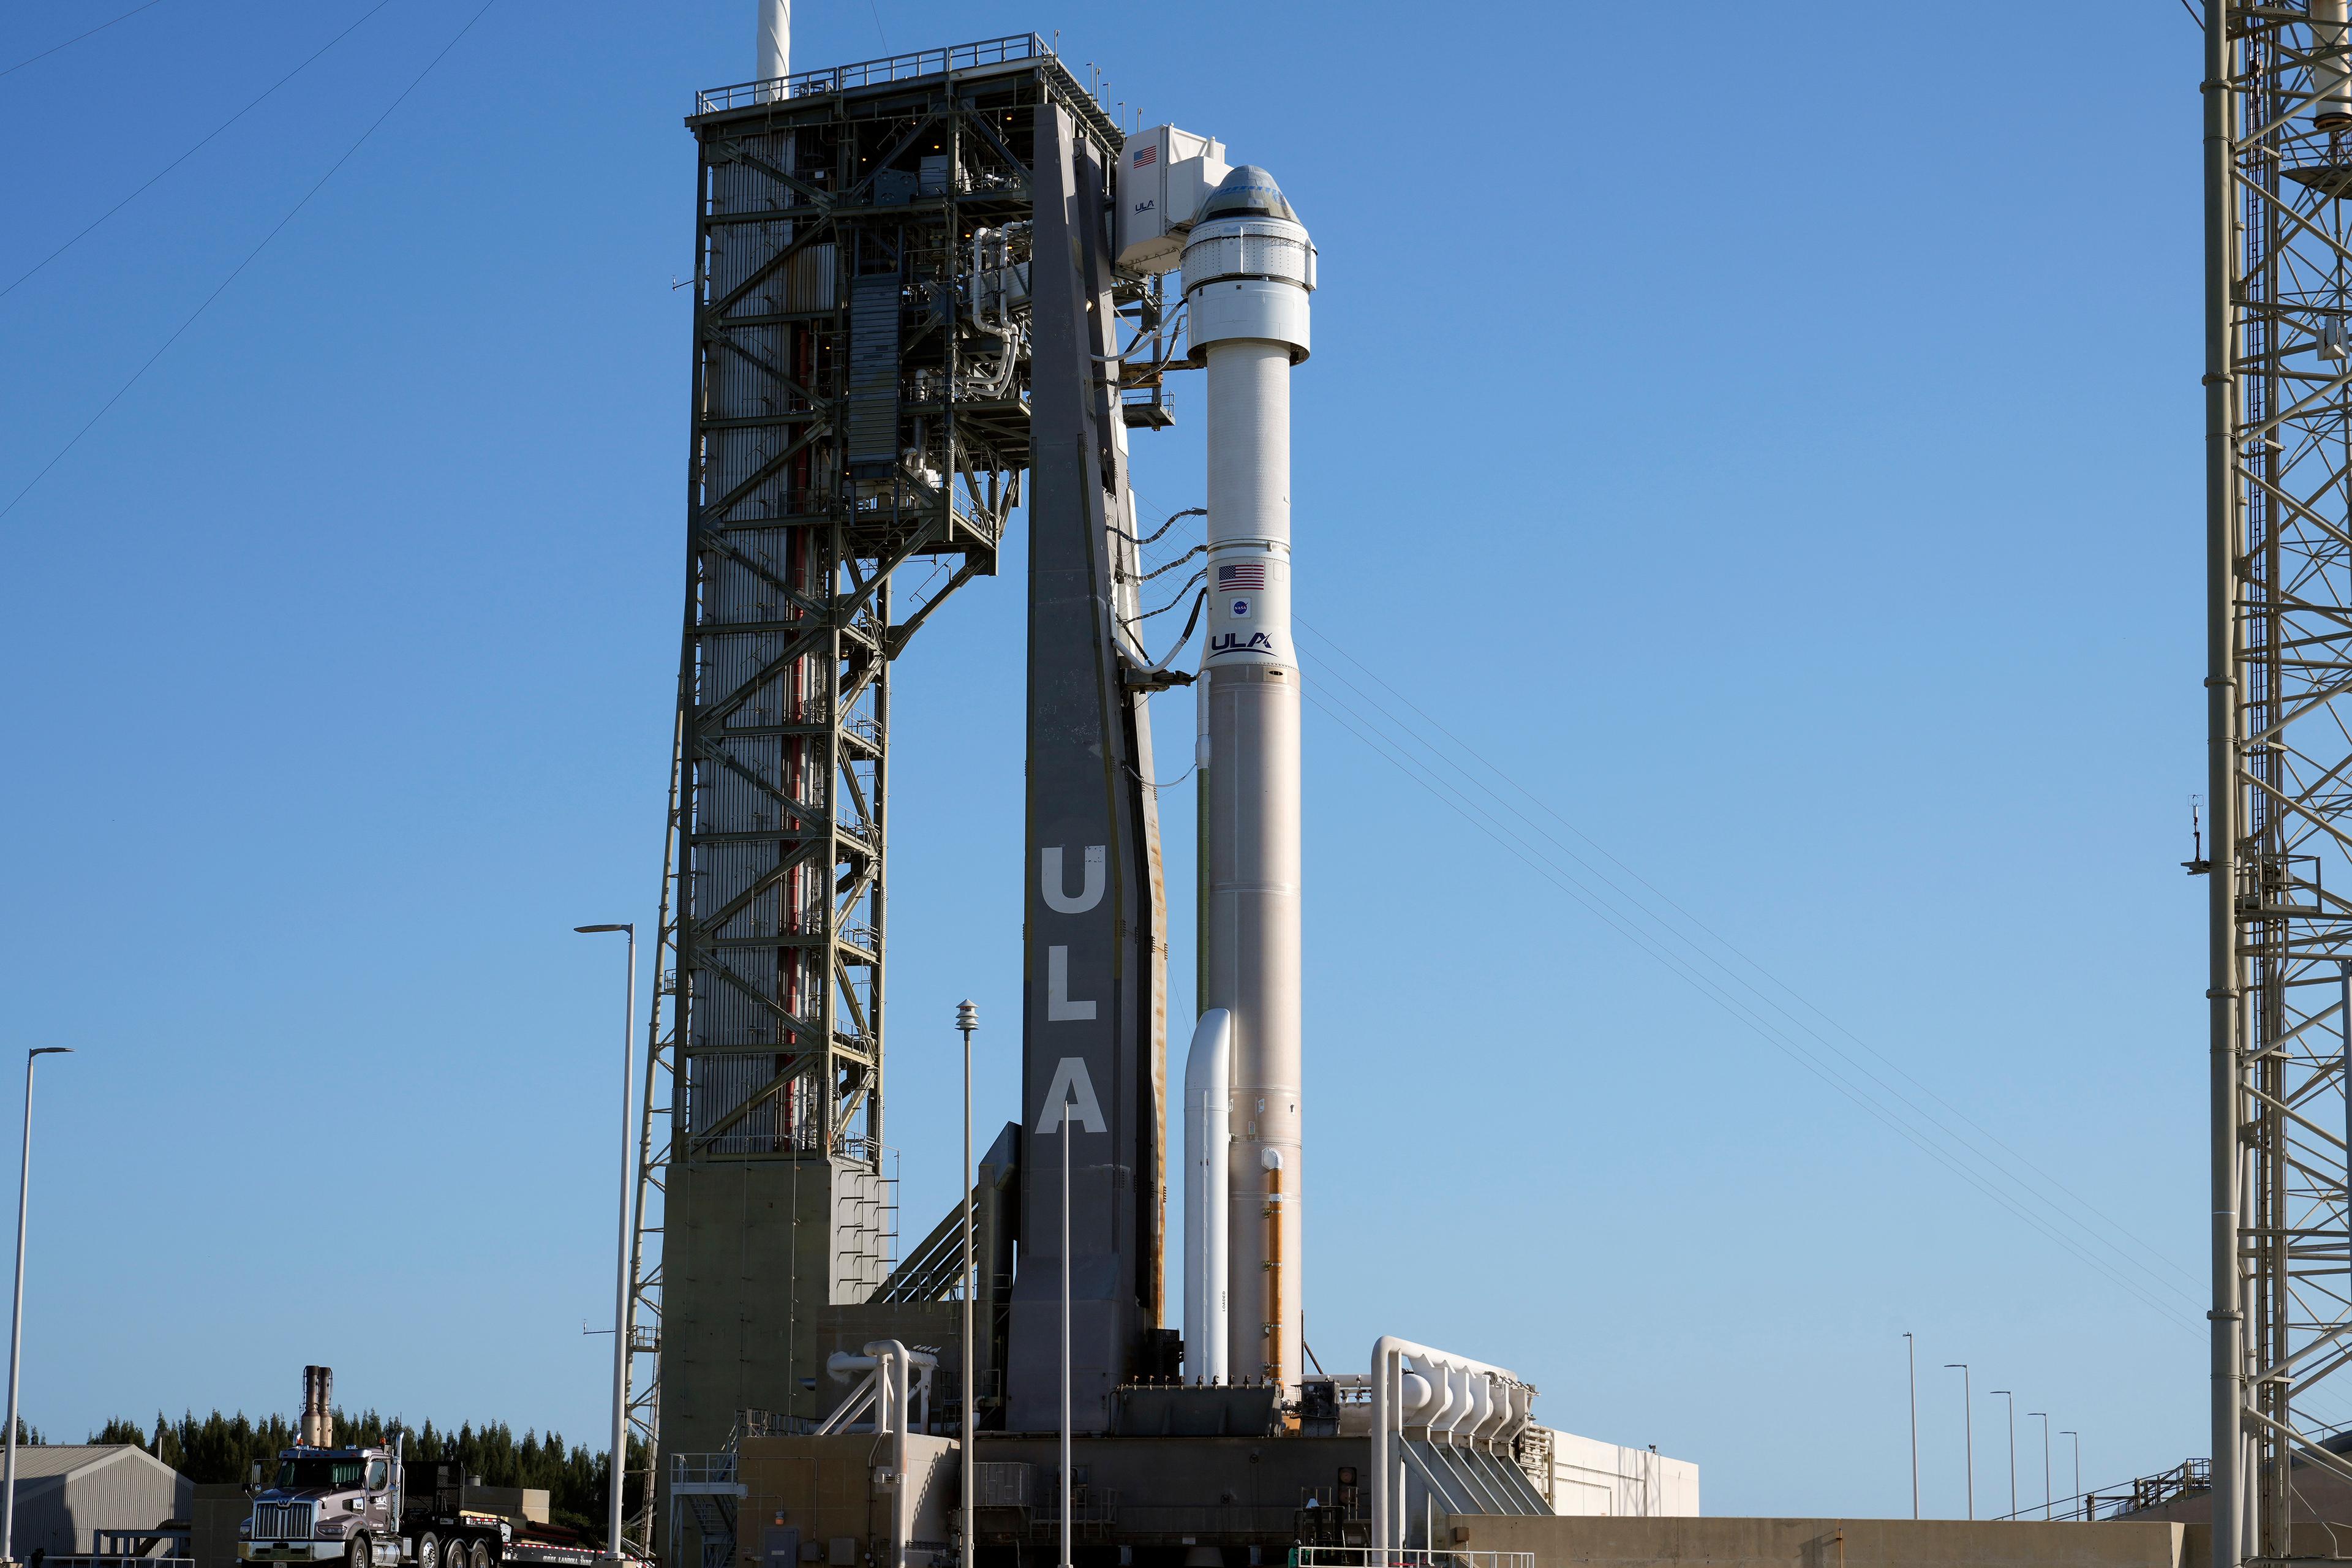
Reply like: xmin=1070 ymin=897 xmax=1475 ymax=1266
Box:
xmin=1446 ymin=1513 xmax=2212 ymax=1568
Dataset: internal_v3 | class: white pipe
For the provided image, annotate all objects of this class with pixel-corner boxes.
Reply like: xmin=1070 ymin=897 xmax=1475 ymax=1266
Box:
xmin=1368 ymin=1337 xmax=1536 ymax=1550
xmin=1183 ymin=1009 xmax=1232 ymax=1382
xmin=755 ymin=0 xmax=790 ymax=85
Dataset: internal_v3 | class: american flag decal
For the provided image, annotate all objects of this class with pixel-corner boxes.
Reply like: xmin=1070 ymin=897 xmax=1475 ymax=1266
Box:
xmin=1133 ymin=146 xmax=1158 ymax=168
xmin=1218 ymin=562 xmax=1267 ymax=590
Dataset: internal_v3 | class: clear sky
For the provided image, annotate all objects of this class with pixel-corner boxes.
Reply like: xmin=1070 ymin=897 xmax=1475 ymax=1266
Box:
xmin=0 ymin=0 xmax=2204 ymax=1521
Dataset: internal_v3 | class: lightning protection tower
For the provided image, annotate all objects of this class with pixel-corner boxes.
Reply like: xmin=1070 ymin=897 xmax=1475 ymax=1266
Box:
xmin=2203 ymin=5 xmax=2352 ymax=1562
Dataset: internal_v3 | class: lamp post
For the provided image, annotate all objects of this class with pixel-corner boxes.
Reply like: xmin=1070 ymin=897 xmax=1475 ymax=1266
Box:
xmin=955 ymin=1001 xmax=978 ymax=1568
xmin=574 ymin=924 xmax=636 ymax=1562
xmin=1903 ymin=1333 xmax=1920 ymax=1520
xmin=2060 ymin=1431 xmax=2081 ymax=1521
xmin=1058 ymin=1097 xmax=1072 ymax=1568
xmin=3 ymin=1047 xmax=70 ymax=1566
xmin=2029 ymin=1412 xmax=2051 ymax=1521
xmin=1989 ymin=1390 xmax=2016 ymax=1521
xmin=1945 ymin=1365 xmax=1974 ymax=1520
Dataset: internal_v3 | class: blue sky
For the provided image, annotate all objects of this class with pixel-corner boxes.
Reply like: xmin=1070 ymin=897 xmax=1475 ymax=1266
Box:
xmin=0 ymin=0 xmax=2202 ymax=1520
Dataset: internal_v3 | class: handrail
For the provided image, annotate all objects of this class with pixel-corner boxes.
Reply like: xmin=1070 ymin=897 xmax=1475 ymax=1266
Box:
xmin=697 ymin=34 xmax=1050 ymax=114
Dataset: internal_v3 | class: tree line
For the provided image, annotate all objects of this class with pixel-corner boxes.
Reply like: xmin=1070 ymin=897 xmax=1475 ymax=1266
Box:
xmin=83 ymin=1411 xmax=646 ymax=1536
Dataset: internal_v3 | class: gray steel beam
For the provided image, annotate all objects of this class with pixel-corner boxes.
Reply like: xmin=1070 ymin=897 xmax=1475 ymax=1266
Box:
xmin=1005 ymin=98 xmax=1167 ymax=1434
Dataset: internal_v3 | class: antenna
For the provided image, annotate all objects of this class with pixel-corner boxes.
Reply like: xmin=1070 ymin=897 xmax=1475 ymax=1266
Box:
xmin=2184 ymin=794 xmax=2212 ymax=876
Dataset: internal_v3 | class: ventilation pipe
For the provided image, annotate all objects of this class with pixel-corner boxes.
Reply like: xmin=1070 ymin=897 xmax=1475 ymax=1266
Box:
xmin=1367 ymin=1338 xmax=1535 ymax=1551
xmin=300 ymin=1365 xmax=333 ymax=1449
xmin=755 ymin=0 xmax=789 ymax=86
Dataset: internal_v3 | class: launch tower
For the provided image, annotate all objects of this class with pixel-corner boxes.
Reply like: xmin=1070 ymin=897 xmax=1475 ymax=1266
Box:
xmin=627 ymin=31 xmax=1131 ymax=1532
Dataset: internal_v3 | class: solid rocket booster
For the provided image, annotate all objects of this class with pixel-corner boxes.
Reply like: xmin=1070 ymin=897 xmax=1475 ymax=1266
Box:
xmin=1184 ymin=165 xmax=1314 ymax=1392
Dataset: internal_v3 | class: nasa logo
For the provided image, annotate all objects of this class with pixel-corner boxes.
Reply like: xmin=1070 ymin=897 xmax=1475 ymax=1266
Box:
xmin=1230 ymin=597 xmax=1251 ymax=616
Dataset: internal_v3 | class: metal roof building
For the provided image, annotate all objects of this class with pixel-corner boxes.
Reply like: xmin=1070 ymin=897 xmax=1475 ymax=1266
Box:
xmin=6 ymin=1445 xmax=193 ymax=1559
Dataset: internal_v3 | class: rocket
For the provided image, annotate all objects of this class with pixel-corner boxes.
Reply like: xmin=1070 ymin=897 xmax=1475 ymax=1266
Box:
xmin=1182 ymin=165 xmax=1315 ymax=1393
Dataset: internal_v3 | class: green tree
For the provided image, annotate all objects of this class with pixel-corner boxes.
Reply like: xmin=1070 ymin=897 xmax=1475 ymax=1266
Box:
xmin=81 ymin=1411 xmax=644 ymax=1537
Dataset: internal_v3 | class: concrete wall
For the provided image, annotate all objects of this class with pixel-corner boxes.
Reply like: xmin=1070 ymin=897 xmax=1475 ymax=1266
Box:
xmin=1447 ymin=1513 xmax=2211 ymax=1568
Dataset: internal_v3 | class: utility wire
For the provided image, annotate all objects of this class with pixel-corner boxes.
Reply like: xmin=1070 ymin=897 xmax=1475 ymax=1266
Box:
xmin=1296 ymin=621 xmax=2198 ymax=1304
xmin=0 ymin=0 xmax=498 ymax=524
xmin=1128 ymin=510 xmax=2204 ymax=1324
xmin=1298 ymin=671 xmax=2201 ymax=1332
xmin=0 ymin=0 xmax=168 ymax=80
xmin=2 ymin=0 xmax=400 ymax=302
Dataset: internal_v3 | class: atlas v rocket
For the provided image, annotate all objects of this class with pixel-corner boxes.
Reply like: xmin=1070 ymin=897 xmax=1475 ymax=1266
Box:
xmin=1182 ymin=166 xmax=1316 ymax=1392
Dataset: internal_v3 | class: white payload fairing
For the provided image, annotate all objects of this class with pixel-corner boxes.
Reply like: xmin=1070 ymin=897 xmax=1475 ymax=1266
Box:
xmin=1182 ymin=165 xmax=1315 ymax=1392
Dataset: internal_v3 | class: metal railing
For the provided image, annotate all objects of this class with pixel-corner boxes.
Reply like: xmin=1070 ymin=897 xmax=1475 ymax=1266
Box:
xmin=697 ymin=34 xmax=1049 ymax=113
xmin=669 ymin=1452 xmax=738 ymax=1487
xmin=1297 ymin=1552 xmax=1533 ymax=1568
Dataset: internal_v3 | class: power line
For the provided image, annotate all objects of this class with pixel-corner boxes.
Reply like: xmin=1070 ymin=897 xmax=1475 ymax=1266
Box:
xmin=1128 ymin=511 xmax=2204 ymax=1325
xmin=0 ymin=0 xmax=500 ymax=525
xmin=2 ymin=0 xmax=401 ymax=302
xmin=1298 ymin=671 xmax=2202 ymax=1332
xmin=1295 ymin=620 xmax=2196 ymax=1298
xmin=0 ymin=0 xmax=168 ymax=80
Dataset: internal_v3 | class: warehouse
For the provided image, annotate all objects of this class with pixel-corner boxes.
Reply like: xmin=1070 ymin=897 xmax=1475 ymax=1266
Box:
xmin=6 ymin=1445 xmax=192 ymax=1559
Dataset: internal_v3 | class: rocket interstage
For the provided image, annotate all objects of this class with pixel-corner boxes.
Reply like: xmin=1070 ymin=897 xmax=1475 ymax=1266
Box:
xmin=1182 ymin=165 xmax=1314 ymax=1393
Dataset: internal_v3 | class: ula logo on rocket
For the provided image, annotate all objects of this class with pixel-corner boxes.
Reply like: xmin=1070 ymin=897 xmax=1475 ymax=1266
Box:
xmin=1210 ymin=632 xmax=1276 ymax=655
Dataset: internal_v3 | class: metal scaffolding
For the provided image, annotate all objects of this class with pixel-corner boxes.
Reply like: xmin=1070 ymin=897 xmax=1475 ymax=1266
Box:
xmin=620 ymin=36 xmax=1123 ymax=1561
xmin=2204 ymin=5 xmax=2352 ymax=1562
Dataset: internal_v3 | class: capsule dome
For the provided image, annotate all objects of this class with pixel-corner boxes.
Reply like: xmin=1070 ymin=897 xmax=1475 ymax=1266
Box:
xmin=1196 ymin=165 xmax=1296 ymax=224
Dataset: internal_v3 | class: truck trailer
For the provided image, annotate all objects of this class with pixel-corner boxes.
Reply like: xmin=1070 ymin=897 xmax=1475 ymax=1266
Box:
xmin=238 ymin=1449 xmax=603 ymax=1568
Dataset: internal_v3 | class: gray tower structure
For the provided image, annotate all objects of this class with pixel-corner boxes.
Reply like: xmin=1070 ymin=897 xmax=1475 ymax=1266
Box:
xmin=627 ymin=36 xmax=1134 ymax=1539
xmin=1006 ymin=106 xmax=1176 ymax=1434
xmin=2201 ymin=6 xmax=2352 ymax=1564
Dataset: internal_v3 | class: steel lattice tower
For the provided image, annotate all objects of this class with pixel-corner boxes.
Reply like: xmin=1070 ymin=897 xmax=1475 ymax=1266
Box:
xmin=2205 ymin=5 xmax=2352 ymax=1561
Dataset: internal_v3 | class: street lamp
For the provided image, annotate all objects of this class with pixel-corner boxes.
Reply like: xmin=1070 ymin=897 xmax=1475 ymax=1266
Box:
xmin=3 ymin=1047 xmax=71 ymax=1564
xmin=1057 ymin=1096 xmax=1074 ymax=1568
xmin=1989 ymin=1390 xmax=2016 ymax=1521
xmin=2060 ymin=1431 xmax=2081 ymax=1521
xmin=2029 ymin=1412 xmax=2051 ymax=1521
xmin=575 ymin=924 xmax=636 ymax=1562
xmin=1945 ymin=1365 xmax=1974 ymax=1520
xmin=954 ymin=1002 xmax=978 ymax=1568
xmin=1902 ymin=1333 xmax=1919 ymax=1520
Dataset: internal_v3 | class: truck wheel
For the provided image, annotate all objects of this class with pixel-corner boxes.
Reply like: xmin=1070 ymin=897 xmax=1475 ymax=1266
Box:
xmin=349 ymin=1536 xmax=371 ymax=1568
xmin=415 ymin=1533 xmax=439 ymax=1568
xmin=467 ymin=1540 xmax=491 ymax=1568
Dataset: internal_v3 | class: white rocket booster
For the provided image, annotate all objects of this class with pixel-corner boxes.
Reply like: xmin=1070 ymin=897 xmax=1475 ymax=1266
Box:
xmin=1183 ymin=165 xmax=1314 ymax=1392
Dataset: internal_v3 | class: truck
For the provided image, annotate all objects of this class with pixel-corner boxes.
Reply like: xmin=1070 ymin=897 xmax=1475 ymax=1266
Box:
xmin=238 ymin=1447 xmax=606 ymax=1568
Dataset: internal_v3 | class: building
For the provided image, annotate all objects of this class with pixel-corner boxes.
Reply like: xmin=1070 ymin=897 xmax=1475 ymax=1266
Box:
xmin=6 ymin=1445 xmax=192 ymax=1559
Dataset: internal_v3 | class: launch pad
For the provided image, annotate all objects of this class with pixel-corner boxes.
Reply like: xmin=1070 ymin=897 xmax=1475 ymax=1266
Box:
xmin=625 ymin=21 xmax=1695 ymax=1568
